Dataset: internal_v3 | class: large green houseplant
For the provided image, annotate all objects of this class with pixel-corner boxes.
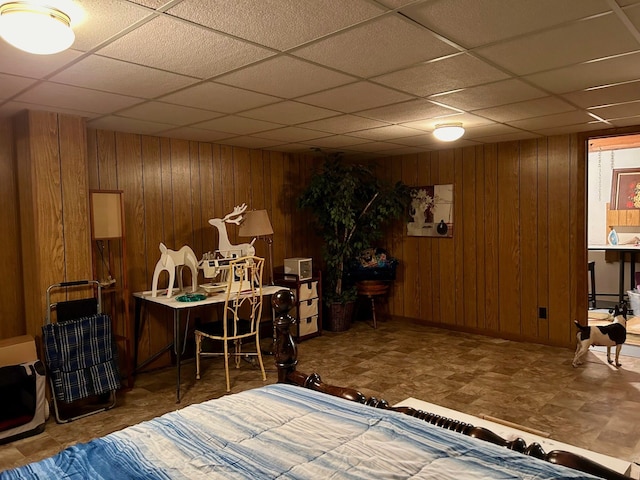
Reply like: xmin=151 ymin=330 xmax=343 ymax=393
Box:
xmin=297 ymin=155 xmax=410 ymax=331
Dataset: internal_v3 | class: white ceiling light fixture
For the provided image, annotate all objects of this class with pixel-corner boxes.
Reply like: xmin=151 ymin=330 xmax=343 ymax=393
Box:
xmin=433 ymin=123 xmax=465 ymax=142
xmin=0 ymin=1 xmax=75 ymax=55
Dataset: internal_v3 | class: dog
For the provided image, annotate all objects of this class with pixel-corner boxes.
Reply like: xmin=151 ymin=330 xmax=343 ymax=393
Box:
xmin=572 ymin=303 xmax=627 ymax=367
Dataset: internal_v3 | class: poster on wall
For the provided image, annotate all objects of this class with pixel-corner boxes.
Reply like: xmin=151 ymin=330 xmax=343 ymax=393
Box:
xmin=407 ymin=184 xmax=453 ymax=237
xmin=610 ymin=168 xmax=640 ymax=210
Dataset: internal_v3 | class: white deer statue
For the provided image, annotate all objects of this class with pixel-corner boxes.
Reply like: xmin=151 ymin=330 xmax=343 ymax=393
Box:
xmin=208 ymin=203 xmax=256 ymax=259
xmin=151 ymin=243 xmax=199 ymax=298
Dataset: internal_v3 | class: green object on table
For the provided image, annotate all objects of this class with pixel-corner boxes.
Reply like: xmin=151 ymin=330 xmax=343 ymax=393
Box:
xmin=176 ymin=293 xmax=206 ymax=302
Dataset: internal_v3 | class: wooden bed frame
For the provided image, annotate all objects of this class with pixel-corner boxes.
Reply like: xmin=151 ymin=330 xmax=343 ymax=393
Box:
xmin=270 ymin=291 xmax=633 ymax=480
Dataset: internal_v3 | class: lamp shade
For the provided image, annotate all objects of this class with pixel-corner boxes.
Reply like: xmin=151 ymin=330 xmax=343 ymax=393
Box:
xmin=0 ymin=2 xmax=75 ymax=55
xmin=433 ymin=123 xmax=465 ymax=142
xmin=91 ymin=191 xmax=123 ymax=240
xmin=238 ymin=210 xmax=273 ymax=237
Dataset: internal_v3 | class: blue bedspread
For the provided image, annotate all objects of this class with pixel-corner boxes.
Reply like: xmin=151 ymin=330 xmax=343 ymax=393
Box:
xmin=1 ymin=384 xmax=598 ymax=479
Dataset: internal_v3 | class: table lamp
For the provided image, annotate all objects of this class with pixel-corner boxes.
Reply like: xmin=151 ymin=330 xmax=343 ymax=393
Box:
xmin=239 ymin=209 xmax=274 ymax=285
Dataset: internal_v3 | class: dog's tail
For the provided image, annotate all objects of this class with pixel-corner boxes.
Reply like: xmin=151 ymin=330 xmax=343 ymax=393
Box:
xmin=574 ymin=320 xmax=589 ymax=332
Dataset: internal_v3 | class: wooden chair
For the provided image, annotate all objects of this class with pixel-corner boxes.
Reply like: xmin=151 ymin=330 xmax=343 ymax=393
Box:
xmin=195 ymin=256 xmax=266 ymax=392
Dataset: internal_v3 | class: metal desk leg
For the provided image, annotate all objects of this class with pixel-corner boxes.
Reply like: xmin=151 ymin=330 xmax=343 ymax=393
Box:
xmin=174 ymin=309 xmax=181 ymax=403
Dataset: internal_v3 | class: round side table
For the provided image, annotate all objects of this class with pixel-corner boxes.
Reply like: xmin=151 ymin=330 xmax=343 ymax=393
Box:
xmin=355 ymin=280 xmax=390 ymax=329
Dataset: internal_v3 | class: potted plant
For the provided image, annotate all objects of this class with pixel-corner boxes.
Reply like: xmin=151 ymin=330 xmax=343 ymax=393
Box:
xmin=297 ymin=155 xmax=410 ymax=331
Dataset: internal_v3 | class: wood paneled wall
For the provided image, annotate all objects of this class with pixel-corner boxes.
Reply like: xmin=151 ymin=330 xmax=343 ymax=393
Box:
xmin=10 ymin=111 xmax=92 ymax=338
xmin=2 ymin=110 xmax=616 ymax=364
xmin=378 ymin=136 xmax=585 ymax=347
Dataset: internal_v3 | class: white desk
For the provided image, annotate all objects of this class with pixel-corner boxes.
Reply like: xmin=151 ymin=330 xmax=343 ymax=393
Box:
xmin=588 ymin=244 xmax=640 ymax=303
xmin=133 ymin=285 xmax=284 ymax=402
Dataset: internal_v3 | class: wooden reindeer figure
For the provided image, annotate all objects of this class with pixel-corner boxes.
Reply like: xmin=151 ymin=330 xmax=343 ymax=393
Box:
xmin=208 ymin=204 xmax=256 ymax=258
xmin=152 ymin=243 xmax=199 ymax=298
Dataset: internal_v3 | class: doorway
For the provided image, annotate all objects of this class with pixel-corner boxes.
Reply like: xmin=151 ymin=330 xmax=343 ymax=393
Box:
xmin=587 ymin=134 xmax=640 ymax=346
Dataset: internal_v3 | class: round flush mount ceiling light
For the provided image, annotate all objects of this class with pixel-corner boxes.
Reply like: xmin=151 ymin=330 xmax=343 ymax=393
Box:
xmin=433 ymin=123 xmax=465 ymax=142
xmin=0 ymin=1 xmax=75 ymax=55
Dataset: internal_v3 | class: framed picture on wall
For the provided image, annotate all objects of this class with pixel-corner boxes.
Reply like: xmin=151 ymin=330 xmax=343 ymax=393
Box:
xmin=407 ymin=184 xmax=454 ymax=237
xmin=611 ymin=168 xmax=640 ymax=210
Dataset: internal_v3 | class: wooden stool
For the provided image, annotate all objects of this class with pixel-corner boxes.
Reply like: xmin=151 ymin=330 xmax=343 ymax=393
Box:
xmin=588 ymin=261 xmax=596 ymax=309
xmin=356 ymin=280 xmax=390 ymax=329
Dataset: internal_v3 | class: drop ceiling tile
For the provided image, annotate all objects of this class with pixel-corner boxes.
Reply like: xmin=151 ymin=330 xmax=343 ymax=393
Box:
xmin=194 ymin=115 xmax=280 ymax=134
xmin=160 ymin=82 xmax=280 ymax=113
xmin=14 ymin=82 xmax=144 ymax=115
xmin=431 ymin=79 xmax=547 ymax=111
xmin=342 ymin=141 xmax=405 ymax=152
xmin=348 ymin=125 xmax=425 ymax=140
xmin=215 ymin=56 xmax=355 ymax=98
xmin=463 ymin=124 xmax=523 ymax=139
xmin=167 ymin=0 xmax=386 ymax=50
xmin=219 ymin=136 xmax=285 ymax=149
xmin=240 ymin=101 xmax=338 ymax=124
xmin=372 ymin=53 xmax=509 ymax=97
xmin=97 ymin=15 xmax=274 ymax=79
xmin=297 ymin=82 xmax=413 ymax=113
xmin=298 ymin=115 xmax=389 ymax=134
xmin=524 ymin=51 xmax=640 ymax=94
xmin=117 ymin=101 xmax=223 ymax=125
xmin=473 ymin=97 xmax=576 ymax=123
xmin=623 ymin=3 xmax=640 ymax=30
xmin=292 ymin=15 xmax=457 ymax=77
xmin=301 ymin=135 xmax=371 ymax=148
xmin=159 ymin=126 xmax=235 ymax=143
xmin=254 ymin=127 xmax=329 ymax=142
xmin=385 ymin=134 xmax=432 ymax=147
xmin=476 ymin=14 xmax=639 ymax=76
xmin=470 ymin=131 xmax=542 ymax=143
xmin=0 ymin=42 xmax=82 ymax=79
xmin=588 ymin=101 xmax=640 ymax=120
xmin=400 ymin=0 xmax=608 ymax=48
xmin=609 ymin=115 xmax=640 ymax=127
xmin=69 ymin=1 xmax=153 ymax=52
xmin=50 ymin=55 xmax=198 ymax=98
xmin=0 ymin=74 xmax=37 ymax=100
xmin=400 ymin=112 xmax=497 ymax=131
xmin=508 ymin=111 xmax=596 ymax=131
xmin=561 ymin=80 xmax=640 ymax=108
xmin=87 ymin=115 xmax=175 ymax=135
xmin=358 ymin=99 xmax=459 ymax=124
xmin=534 ymin=122 xmax=609 ymax=136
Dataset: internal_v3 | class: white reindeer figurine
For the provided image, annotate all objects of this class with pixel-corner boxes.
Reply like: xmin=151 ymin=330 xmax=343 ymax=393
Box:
xmin=208 ymin=204 xmax=256 ymax=258
xmin=151 ymin=243 xmax=199 ymax=298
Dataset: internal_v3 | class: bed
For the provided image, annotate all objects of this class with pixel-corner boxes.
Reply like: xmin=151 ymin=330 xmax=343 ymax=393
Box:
xmin=0 ymin=294 xmax=634 ymax=480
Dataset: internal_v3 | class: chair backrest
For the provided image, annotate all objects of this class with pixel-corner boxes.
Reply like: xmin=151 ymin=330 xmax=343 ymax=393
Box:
xmin=223 ymin=256 xmax=265 ymax=338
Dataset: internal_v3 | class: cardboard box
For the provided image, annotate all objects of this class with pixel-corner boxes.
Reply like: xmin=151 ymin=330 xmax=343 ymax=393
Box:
xmin=0 ymin=335 xmax=37 ymax=367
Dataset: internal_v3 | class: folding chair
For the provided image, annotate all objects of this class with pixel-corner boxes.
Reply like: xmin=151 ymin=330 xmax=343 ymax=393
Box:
xmin=43 ymin=280 xmax=120 ymax=423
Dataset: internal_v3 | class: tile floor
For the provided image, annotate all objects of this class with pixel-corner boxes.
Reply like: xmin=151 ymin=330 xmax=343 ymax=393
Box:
xmin=2 ymin=317 xmax=640 ymax=473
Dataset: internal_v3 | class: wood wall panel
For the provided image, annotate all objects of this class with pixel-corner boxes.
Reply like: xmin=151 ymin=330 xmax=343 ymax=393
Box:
xmin=519 ymin=140 xmax=540 ymax=339
xmin=13 ymin=111 xmax=92 ymax=338
xmin=0 ymin=119 xmax=24 ymax=339
xmin=473 ymin=146 xmax=487 ymax=331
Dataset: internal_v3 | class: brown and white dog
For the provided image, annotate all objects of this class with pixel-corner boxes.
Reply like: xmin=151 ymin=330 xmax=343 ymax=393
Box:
xmin=573 ymin=303 xmax=627 ymax=368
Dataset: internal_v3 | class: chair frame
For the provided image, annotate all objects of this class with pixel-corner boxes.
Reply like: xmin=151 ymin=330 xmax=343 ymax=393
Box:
xmin=195 ymin=256 xmax=267 ymax=391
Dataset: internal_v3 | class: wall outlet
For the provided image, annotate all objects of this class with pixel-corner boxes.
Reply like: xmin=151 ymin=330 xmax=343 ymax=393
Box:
xmin=538 ymin=307 xmax=547 ymax=319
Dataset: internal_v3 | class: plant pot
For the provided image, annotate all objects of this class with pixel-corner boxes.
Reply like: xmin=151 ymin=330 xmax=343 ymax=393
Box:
xmin=356 ymin=280 xmax=390 ymax=297
xmin=325 ymin=301 xmax=354 ymax=332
